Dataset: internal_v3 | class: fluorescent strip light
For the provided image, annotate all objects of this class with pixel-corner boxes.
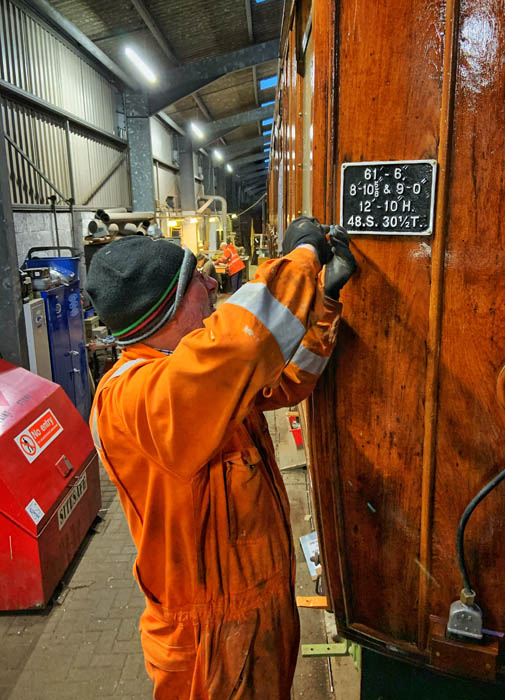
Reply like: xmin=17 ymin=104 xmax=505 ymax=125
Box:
xmin=213 ymin=149 xmax=223 ymax=161
xmin=226 ymin=164 xmax=233 ymax=173
xmin=190 ymin=123 xmax=205 ymax=139
xmin=124 ymin=47 xmax=157 ymax=84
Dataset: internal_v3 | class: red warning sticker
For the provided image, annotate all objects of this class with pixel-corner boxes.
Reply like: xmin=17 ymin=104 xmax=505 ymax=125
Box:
xmin=14 ymin=409 xmax=63 ymax=463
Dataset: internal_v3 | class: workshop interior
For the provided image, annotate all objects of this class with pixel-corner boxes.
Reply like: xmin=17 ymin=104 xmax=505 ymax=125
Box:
xmin=1 ymin=0 xmax=505 ymax=698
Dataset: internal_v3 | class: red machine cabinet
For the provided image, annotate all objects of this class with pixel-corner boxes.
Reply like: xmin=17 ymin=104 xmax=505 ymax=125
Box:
xmin=0 ymin=360 xmax=101 ymax=610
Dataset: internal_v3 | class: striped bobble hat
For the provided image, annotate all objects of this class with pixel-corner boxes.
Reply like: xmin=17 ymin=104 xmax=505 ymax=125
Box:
xmin=85 ymin=237 xmax=196 ymax=346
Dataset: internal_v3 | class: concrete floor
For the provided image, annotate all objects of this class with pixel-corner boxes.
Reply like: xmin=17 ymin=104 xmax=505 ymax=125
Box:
xmin=0 ymin=407 xmax=360 ymax=699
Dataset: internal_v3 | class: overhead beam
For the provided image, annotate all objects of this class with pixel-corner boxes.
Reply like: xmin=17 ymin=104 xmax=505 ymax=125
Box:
xmin=25 ymin=0 xmax=135 ymax=88
xmin=201 ymin=105 xmax=274 ymax=146
xmin=130 ymin=0 xmax=179 ymax=65
xmin=149 ymin=39 xmax=279 ymax=113
xmin=242 ymin=181 xmax=266 ymax=190
xmin=238 ymin=163 xmax=269 ymax=175
xmin=221 ymin=135 xmax=270 ymax=159
xmin=130 ymin=0 xmax=219 ymax=132
xmin=244 ymin=183 xmax=266 ymax=194
xmin=231 ymin=152 xmax=268 ymax=167
xmin=244 ymin=188 xmax=266 ymax=200
xmin=242 ymin=171 xmax=267 ymax=182
xmin=239 ymin=170 xmax=267 ymax=183
xmin=238 ymin=171 xmax=268 ymax=182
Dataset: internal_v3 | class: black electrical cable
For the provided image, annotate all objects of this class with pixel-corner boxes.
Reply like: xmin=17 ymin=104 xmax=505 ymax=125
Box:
xmin=457 ymin=466 xmax=505 ymax=595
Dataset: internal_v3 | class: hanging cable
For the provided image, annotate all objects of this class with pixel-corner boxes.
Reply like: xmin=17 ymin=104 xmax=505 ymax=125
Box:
xmin=457 ymin=466 xmax=505 ymax=594
xmin=237 ymin=192 xmax=266 ymax=217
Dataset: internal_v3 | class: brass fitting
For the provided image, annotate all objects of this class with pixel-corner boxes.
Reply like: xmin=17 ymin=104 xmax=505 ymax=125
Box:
xmin=460 ymin=588 xmax=476 ymax=606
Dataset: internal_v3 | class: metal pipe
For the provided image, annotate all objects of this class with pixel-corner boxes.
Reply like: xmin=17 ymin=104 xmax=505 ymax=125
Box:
xmin=64 ymin=120 xmax=76 ymax=202
xmin=95 ymin=210 xmax=154 ymax=224
xmin=196 ymin=194 xmax=228 ymax=240
xmin=48 ymin=194 xmax=61 ymax=251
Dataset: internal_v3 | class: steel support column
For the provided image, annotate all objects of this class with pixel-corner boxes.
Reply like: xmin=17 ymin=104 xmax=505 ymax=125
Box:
xmin=0 ymin=103 xmax=28 ymax=367
xmin=125 ymin=93 xmax=156 ymax=211
xmin=179 ymin=136 xmax=196 ymax=211
xmin=203 ymin=156 xmax=215 ymax=197
xmin=226 ymin=175 xmax=235 ymax=213
xmin=214 ymin=168 xmax=227 ymax=200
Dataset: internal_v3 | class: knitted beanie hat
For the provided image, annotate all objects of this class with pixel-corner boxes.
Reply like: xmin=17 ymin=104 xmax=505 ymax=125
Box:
xmin=85 ymin=237 xmax=196 ymax=346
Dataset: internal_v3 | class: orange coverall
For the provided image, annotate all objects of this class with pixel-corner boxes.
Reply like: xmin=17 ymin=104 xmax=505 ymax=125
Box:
xmin=216 ymin=243 xmax=245 ymax=276
xmin=90 ymin=248 xmax=341 ymax=699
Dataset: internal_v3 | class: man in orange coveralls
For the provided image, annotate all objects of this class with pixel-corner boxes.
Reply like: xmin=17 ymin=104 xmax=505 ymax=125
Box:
xmin=86 ymin=217 xmax=356 ymax=699
xmin=216 ymin=240 xmax=246 ymax=292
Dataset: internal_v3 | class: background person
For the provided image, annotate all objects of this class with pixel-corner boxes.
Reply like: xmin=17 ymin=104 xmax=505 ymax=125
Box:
xmin=216 ymin=240 xmax=245 ymax=292
xmin=197 ymin=252 xmax=219 ymax=306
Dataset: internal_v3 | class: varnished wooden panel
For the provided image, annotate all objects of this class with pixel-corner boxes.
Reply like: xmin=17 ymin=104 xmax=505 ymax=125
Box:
xmin=270 ymin=0 xmax=505 ymax=669
xmin=430 ymin=0 xmax=505 ymax=632
xmin=327 ymin=0 xmax=446 ymax=645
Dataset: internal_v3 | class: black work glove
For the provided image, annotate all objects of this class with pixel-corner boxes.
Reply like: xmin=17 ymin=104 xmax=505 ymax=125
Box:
xmin=324 ymin=225 xmax=357 ymax=300
xmin=282 ymin=216 xmax=333 ymax=265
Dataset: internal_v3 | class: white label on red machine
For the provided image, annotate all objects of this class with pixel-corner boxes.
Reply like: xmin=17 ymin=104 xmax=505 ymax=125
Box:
xmin=25 ymin=498 xmax=45 ymax=525
xmin=14 ymin=409 xmax=63 ymax=463
xmin=58 ymin=473 xmax=88 ymax=530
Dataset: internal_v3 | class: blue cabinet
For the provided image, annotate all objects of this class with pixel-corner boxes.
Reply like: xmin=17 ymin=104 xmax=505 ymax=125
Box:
xmin=41 ymin=282 xmax=90 ymax=420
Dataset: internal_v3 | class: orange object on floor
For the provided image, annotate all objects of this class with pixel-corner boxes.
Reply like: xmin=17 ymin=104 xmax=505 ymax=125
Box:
xmin=296 ymin=596 xmax=328 ymax=609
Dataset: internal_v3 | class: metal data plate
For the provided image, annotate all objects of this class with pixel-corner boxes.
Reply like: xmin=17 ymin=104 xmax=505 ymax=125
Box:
xmin=340 ymin=160 xmax=437 ymax=235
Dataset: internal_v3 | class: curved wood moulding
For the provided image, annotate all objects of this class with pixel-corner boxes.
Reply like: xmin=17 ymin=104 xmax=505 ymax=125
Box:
xmin=497 ymin=365 xmax=505 ymax=414
xmin=270 ymin=0 xmax=505 ymax=681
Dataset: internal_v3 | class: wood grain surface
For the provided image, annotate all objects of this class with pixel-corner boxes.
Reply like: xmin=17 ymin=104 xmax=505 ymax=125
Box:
xmin=430 ymin=0 xmax=505 ymax=635
xmin=269 ymin=0 xmax=505 ymax=672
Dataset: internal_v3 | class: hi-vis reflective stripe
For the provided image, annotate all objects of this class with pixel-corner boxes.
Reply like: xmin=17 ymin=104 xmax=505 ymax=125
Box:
xmin=290 ymin=344 xmax=329 ymax=375
xmin=91 ymin=359 xmax=144 ymax=453
xmin=91 ymin=407 xmax=102 ymax=451
xmin=225 ymin=283 xmax=305 ymax=362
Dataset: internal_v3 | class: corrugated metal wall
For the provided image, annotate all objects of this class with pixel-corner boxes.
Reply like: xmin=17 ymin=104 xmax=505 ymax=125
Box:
xmin=2 ymin=97 xmax=70 ymax=204
xmin=154 ymin=162 xmax=179 ymax=204
xmin=0 ymin=0 xmax=117 ymax=133
xmin=0 ymin=0 xmax=131 ymax=208
xmin=72 ymin=129 xmax=130 ymax=208
xmin=2 ymin=98 xmax=130 ymax=206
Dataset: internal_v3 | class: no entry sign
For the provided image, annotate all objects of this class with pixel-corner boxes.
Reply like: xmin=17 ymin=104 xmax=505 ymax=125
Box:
xmin=14 ymin=409 xmax=63 ymax=463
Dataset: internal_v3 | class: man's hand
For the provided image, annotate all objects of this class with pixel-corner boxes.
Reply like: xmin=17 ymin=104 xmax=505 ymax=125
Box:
xmin=282 ymin=216 xmax=333 ymax=265
xmin=324 ymin=225 xmax=357 ymax=300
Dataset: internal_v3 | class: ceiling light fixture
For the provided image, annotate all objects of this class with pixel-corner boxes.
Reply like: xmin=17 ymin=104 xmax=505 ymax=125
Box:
xmin=124 ymin=47 xmax=157 ymax=84
xmin=190 ymin=123 xmax=205 ymax=139
xmin=226 ymin=164 xmax=233 ymax=173
xmin=213 ymin=149 xmax=224 ymax=161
